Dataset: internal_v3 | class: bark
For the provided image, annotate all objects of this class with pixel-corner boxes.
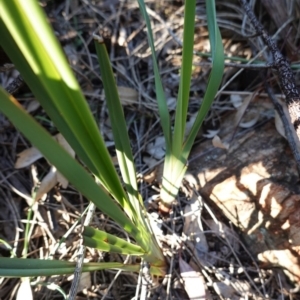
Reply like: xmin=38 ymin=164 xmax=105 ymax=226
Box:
xmin=189 ymin=113 xmax=300 ymax=283
xmin=240 ymin=0 xmax=300 ymax=174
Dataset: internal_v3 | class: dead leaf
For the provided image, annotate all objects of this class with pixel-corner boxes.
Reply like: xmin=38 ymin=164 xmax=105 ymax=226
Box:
xmin=55 ymin=133 xmax=75 ymax=158
xmin=56 ymin=172 xmax=68 ymax=189
xmin=54 ymin=133 xmax=75 ymax=188
xmin=15 ymin=147 xmax=43 ymax=168
xmin=183 ymin=196 xmax=209 ymax=263
xmin=212 ymin=135 xmax=229 ymax=150
xmin=26 ymin=100 xmax=40 ymax=113
xmin=16 ymin=278 xmax=33 ymax=300
xmin=232 ymin=94 xmax=260 ymax=129
xmin=274 ymin=110 xmax=286 ymax=138
xmin=202 ymin=128 xmax=220 ymax=139
xmin=117 ymin=86 xmax=138 ymax=106
xmin=183 ymin=196 xmax=207 ymax=248
xmin=239 ymin=113 xmax=259 ymax=128
xmin=77 ymin=272 xmax=91 ymax=293
xmin=15 ymin=133 xmax=74 ymax=170
xmin=146 ymin=136 xmax=166 ymax=159
xmin=230 ymin=94 xmax=243 ymax=108
xmin=179 ymin=257 xmax=207 ymax=300
xmin=35 ymin=166 xmax=57 ymax=201
xmin=143 ymin=169 xmax=157 ymax=184
xmin=190 ymin=110 xmax=300 ymax=287
xmin=142 ymin=156 xmax=163 ymax=184
xmin=17 ymin=134 xmax=74 ymax=199
xmin=233 ymin=94 xmax=252 ymax=127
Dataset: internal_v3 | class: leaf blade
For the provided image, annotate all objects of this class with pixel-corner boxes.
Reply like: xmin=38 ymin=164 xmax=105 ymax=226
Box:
xmin=0 ymin=0 xmax=127 ymax=205
xmin=0 ymin=88 xmax=141 ymax=239
xmin=83 ymin=226 xmax=145 ymax=255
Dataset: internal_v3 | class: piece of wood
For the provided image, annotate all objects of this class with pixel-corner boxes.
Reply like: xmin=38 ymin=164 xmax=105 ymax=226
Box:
xmin=189 ymin=113 xmax=300 ymax=283
xmin=240 ymin=0 xmax=300 ymax=174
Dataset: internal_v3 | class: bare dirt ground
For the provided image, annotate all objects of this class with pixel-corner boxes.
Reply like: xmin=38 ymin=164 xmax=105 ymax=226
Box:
xmin=1 ymin=0 xmax=300 ymax=299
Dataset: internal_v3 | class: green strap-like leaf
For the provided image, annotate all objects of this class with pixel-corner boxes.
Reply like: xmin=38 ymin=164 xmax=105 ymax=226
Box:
xmin=136 ymin=0 xmax=172 ymax=151
xmin=93 ymin=37 xmax=165 ymax=259
xmin=93 ymin=36 xmax=144 ymax=225
xmin=159 ymin=0 xmax=197 ymax=203
xmin=0 ymin=88 xmax=141 ymax=240
xmin=183 ymin=0 xmax=224 ymax=155
xmin=83 ymin=226 xmax=145 ymax=255
xmin=0 ymin=257 xmax=140 ymax=277
xmin=0 ymin=0 xmax=127 ymax=205
xmin=173 ymin=0 xmax=197 ymax=153
xmin=0 ymin=0 xmax=165 ymax=265
xmin=160 ymin=0 xmax=224 ymax=204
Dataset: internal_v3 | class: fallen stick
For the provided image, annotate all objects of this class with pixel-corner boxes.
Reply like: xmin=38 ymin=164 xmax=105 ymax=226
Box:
xmin=239 ymin=0 xmax=300 ymax=174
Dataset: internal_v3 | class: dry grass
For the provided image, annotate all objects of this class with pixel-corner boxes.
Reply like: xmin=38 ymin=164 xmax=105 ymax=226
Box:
xmin=1 ymin=0 xmax=300 ymax=299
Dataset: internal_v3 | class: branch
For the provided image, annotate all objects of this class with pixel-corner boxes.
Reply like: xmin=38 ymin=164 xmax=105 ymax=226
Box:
xmin=240 ymin=0 xmax=300 ymax=174
xmin=265 ymin=83 xmax=300 ymax=174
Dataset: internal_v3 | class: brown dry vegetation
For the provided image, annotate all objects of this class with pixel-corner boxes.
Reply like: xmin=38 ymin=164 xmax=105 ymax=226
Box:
xmin=1 ymin=0 xmax=300 ymax=299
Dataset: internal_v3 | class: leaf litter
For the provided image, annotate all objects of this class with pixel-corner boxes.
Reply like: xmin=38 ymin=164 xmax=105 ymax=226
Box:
xmin=1 ymin=0 xmax=300 ymax=299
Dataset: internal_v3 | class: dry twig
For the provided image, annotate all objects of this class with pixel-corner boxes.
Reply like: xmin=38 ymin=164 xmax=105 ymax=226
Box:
xmin=239 ymin=0 xmax=300 ymax=174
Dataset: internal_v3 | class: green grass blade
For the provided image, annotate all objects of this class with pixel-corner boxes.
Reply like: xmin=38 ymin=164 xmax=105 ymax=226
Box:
xmin=183 ymin=0 xmax=224 ymax=155
xmin=0 ymin=0 xmax=127 ymax=205
xmin=0 ymin=88 xmax=142 ymax=241
xmin=160 ymin=0 xmax=196 ymax=203
xmin=0 ymin=257 xmax=141 ymax=278
xmin=160 ymin=0 xmax=224 ymax=204
xmin=83 ymin=226 xmax=145 ymax=255
xmin=136 ymin=0 xmax=171 ymax=150
xmin=172 ymin=0 xmax=196 ymax=151
xmin=93 ymin=36 xmax=144 ymax=224
xmin=0 ymin=257 xmax=165 ymax=277
xmin=93 ymin=37 xmax=165 ymax=263
xmin=0 ymin=0 xmax=165 ymax=266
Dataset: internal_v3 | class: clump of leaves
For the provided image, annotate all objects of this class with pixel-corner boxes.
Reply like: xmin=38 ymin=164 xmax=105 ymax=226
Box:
xmin=0 ymin=0 xmax=223 ymax=284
